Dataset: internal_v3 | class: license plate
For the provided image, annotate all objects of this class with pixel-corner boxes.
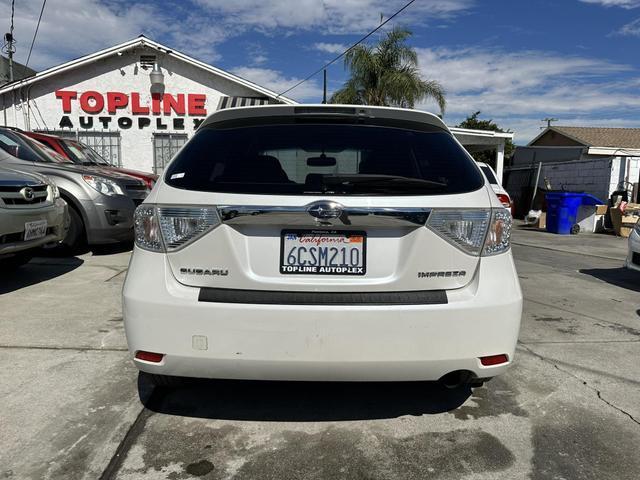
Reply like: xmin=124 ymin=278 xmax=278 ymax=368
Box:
xmin=280 ymin=230 xmax=366 ymax=275
xmin=24 ymin=220 xmax=47 ymax=241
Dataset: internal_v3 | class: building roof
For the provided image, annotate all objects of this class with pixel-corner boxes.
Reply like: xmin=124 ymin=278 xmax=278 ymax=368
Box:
xmin=0 ymin=36 xmax=296 ymax=104
xmin=530 ymin=125 xmax=640 ymax=150
xmin=0 ymin=56 xmax=37 ymax=86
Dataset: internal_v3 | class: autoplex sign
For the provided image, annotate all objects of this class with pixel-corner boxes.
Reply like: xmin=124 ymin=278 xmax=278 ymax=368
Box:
xmin=54 ymin=90 xmax=208 ymax=131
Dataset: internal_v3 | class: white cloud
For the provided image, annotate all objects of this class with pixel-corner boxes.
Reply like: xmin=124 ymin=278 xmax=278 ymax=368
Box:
xmin=414 ymin=47 xmax=640 ymax=143
xmin=616 ymin=17 xmax=640 ymax=35
xmin=1 ymin=0 xmax=226 ymax=69
xmin=579 ymin=0 xmax=640 ymax=8
xmin=195 ymin=0 xmax=475 ymax=34
xmin=313 ymin=43 xmax=349 ymax=55
xmin=231 ymin=66 xmax=323 ymax=102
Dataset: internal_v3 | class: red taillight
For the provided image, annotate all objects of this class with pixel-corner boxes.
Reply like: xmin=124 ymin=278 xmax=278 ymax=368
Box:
xmin=135 ymin=351 xmax=164 ymax=363
xmin=496 ymin=193 xmax=511 ymax=209
xmin=480 ymin=354 xmax=509 ymax=366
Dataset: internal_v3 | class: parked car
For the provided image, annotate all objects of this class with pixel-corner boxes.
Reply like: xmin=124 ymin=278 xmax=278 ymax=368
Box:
xmin=23 ymin=131 xmax=158 ymax=189
xmin=477 ymin=162 xmax=513 ymax=211
xmin=625 ymin=222 xmax=640 ymax=272
xmin=0 ymin=166 xmax=68 ymax=268
xmin=0 ymin=127 xmax=149 ymax=249
xmin=124 ymin=104 xmax=522 ymax=388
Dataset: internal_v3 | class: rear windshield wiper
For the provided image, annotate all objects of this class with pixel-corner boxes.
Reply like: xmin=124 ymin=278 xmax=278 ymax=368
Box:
xmin=321 ymin=174 xmax=447 ymax=189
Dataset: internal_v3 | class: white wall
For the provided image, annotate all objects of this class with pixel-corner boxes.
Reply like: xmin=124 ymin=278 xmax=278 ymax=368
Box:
xmin=0 ymin=46 xmax=266 ymax=172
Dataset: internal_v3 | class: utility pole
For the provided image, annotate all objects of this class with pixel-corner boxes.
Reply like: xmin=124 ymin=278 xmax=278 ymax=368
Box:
xmin=3 ymin=0 xmax=16 ymax=82
xmin=322 ymin=69 xmax=327 ymax=104
xmin=541 ymin=117 xmax=558 ymax=129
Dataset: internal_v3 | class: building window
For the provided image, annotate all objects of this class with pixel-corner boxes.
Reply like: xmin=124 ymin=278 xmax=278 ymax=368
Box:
xmin=36 ymin=129 xmax=122 ymax=167
xmin=153 ymin=133 xmax=188 ymax=174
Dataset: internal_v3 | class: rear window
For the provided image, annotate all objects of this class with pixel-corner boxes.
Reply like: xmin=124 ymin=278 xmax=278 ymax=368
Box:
xmin=480 ymin=165 xmax=498 ymax=185
xmin=165 ymin=123 xmax=484 ymax=196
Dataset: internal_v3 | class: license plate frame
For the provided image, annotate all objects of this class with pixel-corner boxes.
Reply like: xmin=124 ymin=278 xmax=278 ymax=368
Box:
xmin=280 ymin=229 xmax=367 ymax=275
xmin=24 ymin=220 xmax=48 ymax=241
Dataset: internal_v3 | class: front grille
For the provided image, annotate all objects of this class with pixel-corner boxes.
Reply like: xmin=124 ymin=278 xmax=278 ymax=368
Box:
xmin=2 ymin=196 xmax=47 ymax=205
xmin=0 ymin=227 xmax=54 ymax=244
xmin=0 ymin=183 xmax=48 ymax=207
xmin=633 ymin=252 xmax=640 ymax=266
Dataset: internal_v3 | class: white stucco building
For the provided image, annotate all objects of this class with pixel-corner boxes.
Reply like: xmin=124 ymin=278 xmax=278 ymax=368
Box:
xmin=0 ymin=36 xmax=513 ymax=177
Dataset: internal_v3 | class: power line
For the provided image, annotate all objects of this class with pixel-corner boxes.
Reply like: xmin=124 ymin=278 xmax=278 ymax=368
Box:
xmin=26 ymin=0 xmax=47 ymax=68
xmin=276 ymin=0 xmax=417 ymax=99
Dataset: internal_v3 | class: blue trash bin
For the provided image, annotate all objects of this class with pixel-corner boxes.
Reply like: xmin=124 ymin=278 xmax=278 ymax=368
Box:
xmin=545 ymin=192 xmax=604 ymax=234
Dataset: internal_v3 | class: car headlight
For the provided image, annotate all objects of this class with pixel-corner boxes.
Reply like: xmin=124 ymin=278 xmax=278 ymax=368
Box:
xmin=82 ymin=175 xmax=124 ymax=196
xmin=42 ymin=176 xmax=60 ymax=200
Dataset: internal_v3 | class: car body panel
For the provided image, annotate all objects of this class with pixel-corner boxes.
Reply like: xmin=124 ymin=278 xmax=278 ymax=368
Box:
xmin=626 ymin=227 xmax=640 ymax=272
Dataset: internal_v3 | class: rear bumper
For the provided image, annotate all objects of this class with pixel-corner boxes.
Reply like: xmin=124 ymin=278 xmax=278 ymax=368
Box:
xmin=0 ymin=199 xmax=68 ymax=257
xmin=82 ymin=195 xmax=135 ymax=245
xmin=123 ymin=249 xmax=523 ymax=382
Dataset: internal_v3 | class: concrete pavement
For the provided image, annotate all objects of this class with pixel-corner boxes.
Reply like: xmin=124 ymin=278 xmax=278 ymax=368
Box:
xmin=0 ymin=229 xmax=639 ymax=479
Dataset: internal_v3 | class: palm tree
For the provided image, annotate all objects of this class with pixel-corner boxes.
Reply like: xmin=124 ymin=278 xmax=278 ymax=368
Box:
xmin=330 ymin=28 xmax=445 ymax=114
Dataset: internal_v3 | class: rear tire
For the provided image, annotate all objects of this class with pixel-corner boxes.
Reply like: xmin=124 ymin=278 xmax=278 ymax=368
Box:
xmin=0 ymin=251 xmax=34 ymax=269
xmin=61 ymin=206 xmax=86 ymax=251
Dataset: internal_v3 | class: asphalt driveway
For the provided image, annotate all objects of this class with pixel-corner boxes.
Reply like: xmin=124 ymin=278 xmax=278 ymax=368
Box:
xmin=1 ymin=228 xmax=639 ymax=480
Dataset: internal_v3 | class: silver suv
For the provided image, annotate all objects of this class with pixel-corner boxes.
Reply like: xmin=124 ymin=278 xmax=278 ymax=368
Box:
xmin=0 ymin=166 xmax=68 ymax=268
xmin=0 ymin=128 xmax=149 ymax=249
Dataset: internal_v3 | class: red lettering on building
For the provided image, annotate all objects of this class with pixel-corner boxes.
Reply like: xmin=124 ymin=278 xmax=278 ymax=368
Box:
xmin=55 ymin=91 xmax=207 ymax=116
xmin=187 ymin=94 xmax=207 ymax=116
xmin=162 ymin=94 xmax=186 ymax=115
xmin=130 ymin=93 xmax=150 ymax=115
xmin=79 ymin=91 xmax=104 ymax=114
xmin=106 ymin=92 xmax=128 ymax=113
xmin=55 ymin=90 xmax=77 ymax=113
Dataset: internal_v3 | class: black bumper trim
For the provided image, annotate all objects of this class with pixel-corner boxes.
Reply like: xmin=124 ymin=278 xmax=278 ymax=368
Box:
xmin=198 ymin=287 xmax=448 ymax=305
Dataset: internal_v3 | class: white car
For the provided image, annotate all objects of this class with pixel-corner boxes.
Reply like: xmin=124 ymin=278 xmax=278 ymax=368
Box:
xmin=626 ymin=222 xmax=640 ymax=272
xmin=123 ymin=105 xmax=522 ymax=388
xmin=477 ymin=162 xmax=512 ymax=210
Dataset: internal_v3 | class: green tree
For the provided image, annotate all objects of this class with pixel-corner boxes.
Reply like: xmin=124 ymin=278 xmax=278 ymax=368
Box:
xmin=330 ymin=28 xmax=446 ymax=114
xmin=456 ymin=111 xmax=515 ymax=164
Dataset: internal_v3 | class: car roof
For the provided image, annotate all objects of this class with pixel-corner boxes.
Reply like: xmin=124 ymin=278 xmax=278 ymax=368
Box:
xmin=200 ymin=104 xmax=450 ymax=131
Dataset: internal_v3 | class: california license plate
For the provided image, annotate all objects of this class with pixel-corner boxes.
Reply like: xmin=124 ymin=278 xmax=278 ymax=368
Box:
xmin=280 ymin=230 xmax=366 ymax=275
xmin=24 ymin=220 xmax=47 ymax=241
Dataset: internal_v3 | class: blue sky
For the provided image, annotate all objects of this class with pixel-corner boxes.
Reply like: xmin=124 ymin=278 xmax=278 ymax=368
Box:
xmin=3 ymin=0 xmax=640 ymax=143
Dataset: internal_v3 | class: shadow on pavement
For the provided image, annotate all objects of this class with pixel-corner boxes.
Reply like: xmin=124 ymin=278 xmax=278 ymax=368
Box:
xmin=0 ymin=256 xmax=84 ymax=295
xmin=138 ymin=374 xmax=473 ymax=422
xmin=579 ymin=267 xmax=640 ymax=293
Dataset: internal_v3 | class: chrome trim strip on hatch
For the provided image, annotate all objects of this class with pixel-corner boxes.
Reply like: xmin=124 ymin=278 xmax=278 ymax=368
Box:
xmin=217 ymin=203 xmax=430 ymax=228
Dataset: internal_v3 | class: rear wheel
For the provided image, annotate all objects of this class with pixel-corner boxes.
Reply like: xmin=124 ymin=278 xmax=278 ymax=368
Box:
xmin=0 ymin=251 xmax=34 ymax=269
xmin=61 ymin=205 xmax=86 ymax=251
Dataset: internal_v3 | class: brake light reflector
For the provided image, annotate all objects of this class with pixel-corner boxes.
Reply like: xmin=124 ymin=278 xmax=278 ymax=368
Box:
xmin=135 ymin=351 xmax=165 ymax=363
xmin=496 ymin=193 xmax=511 ymax=208
xmin=480 ymin=354 xmax=509 ymax=366
xmin=134 ymin=205 xmax=163 ymax=252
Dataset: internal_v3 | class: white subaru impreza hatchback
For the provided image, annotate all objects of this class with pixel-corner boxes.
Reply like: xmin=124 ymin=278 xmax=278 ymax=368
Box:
xmin=123 ymin=104 xmax=522 ymax=388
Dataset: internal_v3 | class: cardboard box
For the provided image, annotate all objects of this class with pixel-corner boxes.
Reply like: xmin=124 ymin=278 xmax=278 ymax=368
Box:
xmin=596 ymin=204 xmax=608 ymax=215
xmin=610 ymin=206 xmax=639 ymax=237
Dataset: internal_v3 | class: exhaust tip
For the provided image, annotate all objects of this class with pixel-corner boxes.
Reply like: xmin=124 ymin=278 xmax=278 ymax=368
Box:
xmin=438 ymin=370 xmax=475 ymax=389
